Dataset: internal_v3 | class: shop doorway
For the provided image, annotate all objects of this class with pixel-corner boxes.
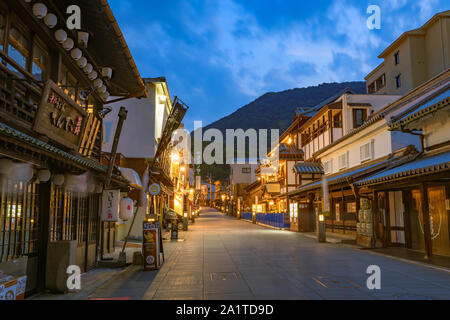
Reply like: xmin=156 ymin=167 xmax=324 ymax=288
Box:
xmin=388 ymin=191 xmax=405 ymax=245
xmin=427 ymin=186 xmax=450 ymax=257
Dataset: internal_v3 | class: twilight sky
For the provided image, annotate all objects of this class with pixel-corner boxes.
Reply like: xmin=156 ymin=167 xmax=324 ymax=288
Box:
xmin=108 ymin=0 xmax=448 ymax=131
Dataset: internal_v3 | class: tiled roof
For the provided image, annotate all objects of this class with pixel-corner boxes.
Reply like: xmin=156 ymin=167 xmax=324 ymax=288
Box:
xmin=288 ymin=159 xmax=392 ymax=195
xmin=294 ymin=162 xmax=324 ymax=174
xmin=389 ymin=92 xmax=449 ymax=130
xmin=356 ymin=151 xmax=450 ymax=186
xmin=0 ymin=121 xmax=106 ymax=172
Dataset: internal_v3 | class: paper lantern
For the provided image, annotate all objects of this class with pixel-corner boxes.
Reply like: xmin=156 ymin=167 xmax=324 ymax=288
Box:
xmin=83 ymin=63 xmax=93 ymax=74
xmin=101 ymin=91 xmax=110 ymax=101
xmin=62 ymin=38 xmax=74 ymax=51
xmin=77 ymin=31 xmax=89 ymax=49
xmin=97 ymin=85 xmax=107 ymax=94
xmin=37 ymin=169 xmax=51 ymax=182
xmin=120 ymin=198 xmax=134 ymax=220
xmin=70 ymin=48 xmax=82 ymax=61
xmin=102 ymin=67 xmax=113 ymax=79
xmin=77 ymin=56 xmax=87 ymax=68
xmin=93 ymin=79 xmax=103 ymax=89
xmin=32 ymin=3 xmax=47 ymax=19
xmin=55 ymin=29 xmax=67 ymax=43
xmin=44 ymin=13 xmax=57 ymax=28
xmin=88 ymin=70 xmax=98 ymax=80
xmin=12 ymin=163 xmax=34 ymax=182
xmin=52 ymin=174 xmax=65 ymax=186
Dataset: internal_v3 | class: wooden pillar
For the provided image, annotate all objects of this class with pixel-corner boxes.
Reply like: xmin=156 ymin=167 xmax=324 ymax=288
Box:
xmin=420 ymin=183 xmax=433 ymax=259
xmin=37 ymin=181 xmax=51 ymax=293
xmin=384 ymin=192 xmax=391 ymax=246
xmin=402 ymin=190 xmax=412 ymax=249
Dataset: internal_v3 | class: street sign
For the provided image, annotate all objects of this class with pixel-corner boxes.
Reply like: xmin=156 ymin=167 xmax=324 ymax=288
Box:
xmin=149 ymin=183 xmax=161 ymax=196
xmin=143 ymin=221 xmax=160 ymax=271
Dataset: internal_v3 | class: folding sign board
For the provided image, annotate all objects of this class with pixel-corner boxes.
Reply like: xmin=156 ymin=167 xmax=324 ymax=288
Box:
xmin=102 ymin=189 xmax=120 ymax=222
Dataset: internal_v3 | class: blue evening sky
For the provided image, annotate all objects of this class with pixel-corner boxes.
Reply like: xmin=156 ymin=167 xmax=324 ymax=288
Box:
xmin=108 ymin=0 xmax=448 ymax=131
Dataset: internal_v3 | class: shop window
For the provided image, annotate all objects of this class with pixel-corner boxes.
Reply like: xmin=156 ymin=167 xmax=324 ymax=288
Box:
xmin=8 ymin=24 xmax=29 ymax=70
xmin=352 ymin=108 xmax=367 ymax=128
xmin=32 ymin=40 xmax=48 ymax=81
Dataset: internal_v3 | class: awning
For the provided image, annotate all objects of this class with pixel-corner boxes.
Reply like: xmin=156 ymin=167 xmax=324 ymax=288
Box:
xmin=288 ymin=159 xmax=392 ymax=196
xmin=294 ymin=162 xmax=324 ymax=174
xmin=356 ymin=151 xmax=450 ymax=187
xmin=265 ymin=183 xmax=281 ymax=195
xmin=119 ymin=167 xmax=143 ymax=190
xmin=389 ymin=89 xmax=449 ymax=131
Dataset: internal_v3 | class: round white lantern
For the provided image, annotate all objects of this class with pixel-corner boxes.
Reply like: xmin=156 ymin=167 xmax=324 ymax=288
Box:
xmin=77 ymin=56 xmax=87 ymax=68
xmin=83 ymin=63 xmax=93 ymax=74
xmin=70 ymin=48 xmax=82 ymax=61
xmin=88 ymin=70 xmax=98 ymax=80
xmin=32 ymin=3 xmax=47 ymax=19
xmin=97 ymin=85 xmax=107 ymax=94
xmin=12 ymin=163 xmax=34 ymax=182
xmin=0 ymin=158 xmax=13 ymax=174
xmin=37 ymin=169 xmax=51 ymax=182
xmin=120 ymin=198 xmax=134 ymax=220
xmin=55 ymin=29 xmax=67 ymax=43
xmin=93 ymin=79 xmax=103 ymax=89
xmin=52 ymin=174 xmax=65 ymax=186
xmin=44 ymin=13 xmax=57 ymax=28
xmin=62 ymin=38 xmax=74 ymax=51
xmin=101 ymin=91 xmax=110 ymax=101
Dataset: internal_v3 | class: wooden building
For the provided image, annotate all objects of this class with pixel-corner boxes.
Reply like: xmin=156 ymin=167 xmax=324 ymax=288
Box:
xmin=0 ymin=0 xmax=145 ymax=296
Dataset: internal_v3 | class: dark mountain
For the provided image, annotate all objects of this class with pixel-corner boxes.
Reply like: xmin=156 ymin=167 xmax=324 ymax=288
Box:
xmin=204 ymin=81 xmax=367 ymax=133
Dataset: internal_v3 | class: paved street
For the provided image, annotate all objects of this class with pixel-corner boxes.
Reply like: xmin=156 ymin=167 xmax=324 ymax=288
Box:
xmin=82 ymin=208 xmax=450 ymax=300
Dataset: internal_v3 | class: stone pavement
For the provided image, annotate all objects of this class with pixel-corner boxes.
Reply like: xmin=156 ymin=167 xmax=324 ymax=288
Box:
xmin=33 ymin=208 xmax=450 ymax=300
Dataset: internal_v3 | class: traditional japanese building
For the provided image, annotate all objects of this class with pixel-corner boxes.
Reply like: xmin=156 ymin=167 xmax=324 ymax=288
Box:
xmin=0 ymin=0 xmax=145 ymax=296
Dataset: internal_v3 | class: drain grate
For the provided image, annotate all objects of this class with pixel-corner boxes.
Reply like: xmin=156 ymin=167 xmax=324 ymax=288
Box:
xmin=312 ymin=276 xmax=361 ymax=288
xmin=210 ymin=272 xmax=238 ymax=281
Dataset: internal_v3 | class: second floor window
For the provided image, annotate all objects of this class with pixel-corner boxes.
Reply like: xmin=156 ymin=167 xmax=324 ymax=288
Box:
xmin=242 ymin=168 xmax=251 ymax=174
xmin=352 ymin=109 xmax=367 ymax=128
xmin=32 ymin=41 xmax=48 ymax=81
xmin=8 ymin=24 xmax=29 ymax=70
xmin=0 ymin=12 xmax=5 ymax=51
xmin=395 ymin=74 xmax=401 ymax=88
xmin=394 ymin=52 xmax=400 ymax=65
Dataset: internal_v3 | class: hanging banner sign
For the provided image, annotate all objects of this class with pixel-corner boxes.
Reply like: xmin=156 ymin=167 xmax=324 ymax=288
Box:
xmin=101 ymin=190 xmax=120 ymax=221
xmin=149 ymin=183 xmax=161 ymax=196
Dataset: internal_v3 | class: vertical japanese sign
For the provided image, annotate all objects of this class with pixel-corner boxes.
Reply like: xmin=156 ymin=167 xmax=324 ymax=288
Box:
xmin=101 ymin=190 xmax=120 ymax=222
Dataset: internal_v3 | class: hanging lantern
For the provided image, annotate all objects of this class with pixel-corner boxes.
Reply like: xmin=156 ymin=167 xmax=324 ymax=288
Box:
xmin=44 ymin=13 xmax=57 ymax=28
xmin=0 ymin=158 xmax=13 ymax=174
xmin=102 ymin=67 xmax=113 ymax=80
xmin=97 ymin=85 xmax=107 ymax=94
xmin=93 ymin=78 xmax=103 ymax=89
xmin=83 ymin=63 xmax=93 ymax=74
xmin=120 ymin=198 xmax=134 ymax=220
xmin=55 ymin=29 xmax=67 ymax=43
xmin=70 ymin=48 xmax=82 ymax=61
xmin=32 ymin=3 xmax=47 ymax=19
xmin=77 ymin=31 xmax=90 ymax=49
xmin=62 ymin=38 xmax=74 ymax=51
xmin=12 ymin=163 xmax=34 ymax=182
xmin=52 ymin=174 xmax=65 ymax=186
xmin=77 ymin=56 xmax=87 ymax=68
xmin=101 ymin=91 xmax=110 ymax=101
xmin=88 ymin=70 xmax=98 ymax=80
xmin=37 ymin=169 xmax=51 ymax=182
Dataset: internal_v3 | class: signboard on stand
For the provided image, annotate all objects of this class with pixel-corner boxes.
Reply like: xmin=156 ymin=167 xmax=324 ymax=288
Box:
xmin=143 ymin=222 xmax=160 ymax=271
xmin=101 ymin=190 xmax=120 ymax=222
